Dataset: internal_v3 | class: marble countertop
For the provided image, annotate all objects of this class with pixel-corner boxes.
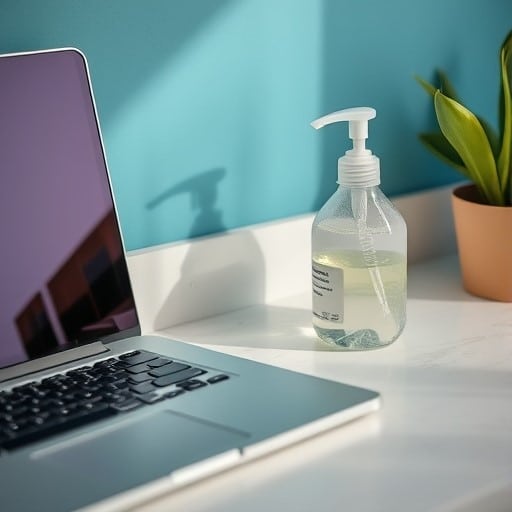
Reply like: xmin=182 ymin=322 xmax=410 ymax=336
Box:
xmin=127 ymin=255 xmax=512 ymax=512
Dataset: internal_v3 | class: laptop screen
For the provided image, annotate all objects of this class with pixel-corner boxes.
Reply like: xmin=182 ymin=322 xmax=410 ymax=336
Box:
xmin=0 ymin=49 xmax=139 ymax=370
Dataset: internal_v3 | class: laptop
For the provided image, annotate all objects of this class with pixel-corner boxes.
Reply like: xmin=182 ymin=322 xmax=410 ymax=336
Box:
xmin=0 ymin=48 xmax=380 ymax=512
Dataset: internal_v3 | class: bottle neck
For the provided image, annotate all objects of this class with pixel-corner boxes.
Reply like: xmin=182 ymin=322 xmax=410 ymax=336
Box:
xmin=337 ymin=154 xmax=380 ymax=187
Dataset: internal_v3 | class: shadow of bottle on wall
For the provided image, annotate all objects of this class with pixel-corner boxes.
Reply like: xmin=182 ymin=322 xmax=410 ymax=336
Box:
xmin=146 ymin=167 xmax=266 ymax=329
xmin=147 ymin=167 xmax=228 ymax=238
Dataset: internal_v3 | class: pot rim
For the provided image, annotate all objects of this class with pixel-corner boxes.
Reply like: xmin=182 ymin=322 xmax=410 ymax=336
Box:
xmin=452 ymin=183 xmax=512 ymax=209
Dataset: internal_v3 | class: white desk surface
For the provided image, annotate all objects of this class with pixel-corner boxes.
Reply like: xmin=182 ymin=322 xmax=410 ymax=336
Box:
xmin=127 ymin=254 xmax=512 ymax=512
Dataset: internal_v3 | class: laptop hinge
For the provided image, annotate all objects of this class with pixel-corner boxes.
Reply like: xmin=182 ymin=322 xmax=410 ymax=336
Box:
xmin=0 ymin=342 xmax=109 ymax=384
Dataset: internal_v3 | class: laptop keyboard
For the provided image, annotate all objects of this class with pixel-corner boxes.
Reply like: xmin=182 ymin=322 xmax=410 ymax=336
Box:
xmin=0 ymin=350 xmax=229 ymax=452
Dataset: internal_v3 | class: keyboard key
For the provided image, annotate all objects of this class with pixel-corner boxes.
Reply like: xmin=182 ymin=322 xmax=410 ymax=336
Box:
xmin=32 ymin=415 xmax=49 ymax=426
xmin=0 ymin=413 xmax=15 ymax=423
xmin=130 ymin=382 xmax=157 ymax=395
xmin=112 ymin=360 xmax=131 ymax=369
xmin=120 ymin=351 xmax=158 ymax=366
xmin=207 ymin=374 xmax=230 ymax=384
xmin=153 ymin=368 xmax=205 ymax=387
xmin=101 ymin=392 xmax=124 ymax=404
xmin=118 ymin=351 xmax=140 ymax=359
xmin=177 ymin=379 xmax=208 ymax=391
xmin=9 ymin=406 xmax=29 ymax=419
xmin=147 ymin=358 xmax=172 ymax=368
xmin=110 ymin=378 xmax=129 ymax=388
xmin=149 ymin=362 xmax=190 ymax=378
xmin=136 ymin=393 xmax=163 ymax=405
xmin=128 ymin=373 xmax=152 ymax=384
xmin=110 ymin=399 xmax=142 ymax=413
xmin=4 ymin=420 xmax=29 ymax=434
xmin=163 ymin=389 xmax=185 ymax=399
xmin=125 ymin=363 xmax=153 ymax=374
xmin=93 ymin=358 xmax=117 ymax=368
xmin=96 ymin=376 xmax=119 ymax=385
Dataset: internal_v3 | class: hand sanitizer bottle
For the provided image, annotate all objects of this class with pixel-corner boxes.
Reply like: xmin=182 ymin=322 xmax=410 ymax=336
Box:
xmin=310 ymin=107 xmax=406 ymax=350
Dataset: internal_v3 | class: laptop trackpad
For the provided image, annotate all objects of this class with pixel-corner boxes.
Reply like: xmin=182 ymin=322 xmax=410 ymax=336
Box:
xmin=37 ymin=410 xmax=247 ymax=492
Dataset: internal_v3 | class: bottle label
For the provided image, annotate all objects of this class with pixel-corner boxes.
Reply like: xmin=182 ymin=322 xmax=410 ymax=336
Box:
xmin=312 ymin=261 xmax=344 ymax=323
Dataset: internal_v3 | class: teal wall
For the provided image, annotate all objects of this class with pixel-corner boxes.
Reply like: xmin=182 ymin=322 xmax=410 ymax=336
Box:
xmin=1 ymin=1 xmax=511 ymax=250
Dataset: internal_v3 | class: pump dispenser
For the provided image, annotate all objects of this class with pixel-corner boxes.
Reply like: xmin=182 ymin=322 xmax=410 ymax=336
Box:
xmin=311 ymin=107 xmax=406 ymax=350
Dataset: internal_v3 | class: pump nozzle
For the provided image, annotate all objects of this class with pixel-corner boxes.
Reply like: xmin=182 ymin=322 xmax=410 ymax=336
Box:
xmin=311 ymin=107 xmax=376 ymax=155
xmin=311 ymin=106 xmax=379 ymax=187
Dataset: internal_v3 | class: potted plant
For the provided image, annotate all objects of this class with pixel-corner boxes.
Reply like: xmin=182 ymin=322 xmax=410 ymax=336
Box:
xmin=416 ymin=30 xmax=512 ymax=301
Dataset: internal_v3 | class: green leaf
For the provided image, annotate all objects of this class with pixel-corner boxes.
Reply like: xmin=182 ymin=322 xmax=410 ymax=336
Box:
xmin=415 ymin=71 xmax=460 ymax=100
xmin=434 ymin=90 xmax=503 ymax=205
xmin=418 ymin=132 xmax=470 ymax=178
xmin=414 ymin=75 xmax=436 ymax=97
xmin=499 ymin=31 xmax=512 ymax=148
xmin=438 ymin=70 xmax=499 ymax=157
xmin=498 ymin=30 xmax=512 ymax=203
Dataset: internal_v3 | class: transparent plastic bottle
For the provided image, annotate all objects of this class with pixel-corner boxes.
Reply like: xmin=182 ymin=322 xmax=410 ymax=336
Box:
xmin=311 ymin=107 xmax=407 ymax=350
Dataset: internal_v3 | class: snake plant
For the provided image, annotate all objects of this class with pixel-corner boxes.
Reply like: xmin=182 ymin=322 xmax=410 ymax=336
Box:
xmin=416 ymin=30 xmax=512 ymax=206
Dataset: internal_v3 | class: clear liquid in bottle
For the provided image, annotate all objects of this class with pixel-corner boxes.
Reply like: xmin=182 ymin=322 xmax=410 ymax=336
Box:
xmin=312 ymin=249 xmax=406 ymax=350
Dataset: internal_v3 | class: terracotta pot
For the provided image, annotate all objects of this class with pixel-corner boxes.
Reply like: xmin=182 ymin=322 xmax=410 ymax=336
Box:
xmin=451 ymin=183 xmax=512 ymax=301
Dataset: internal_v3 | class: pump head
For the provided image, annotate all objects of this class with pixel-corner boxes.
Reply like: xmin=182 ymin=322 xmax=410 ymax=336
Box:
xmin=311 ymin=106 xmax=380 ymax=187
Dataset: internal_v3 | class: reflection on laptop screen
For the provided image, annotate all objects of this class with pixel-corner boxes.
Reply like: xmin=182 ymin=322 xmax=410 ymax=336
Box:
xmin=0 ymin=50 xmax=139 ymax=369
